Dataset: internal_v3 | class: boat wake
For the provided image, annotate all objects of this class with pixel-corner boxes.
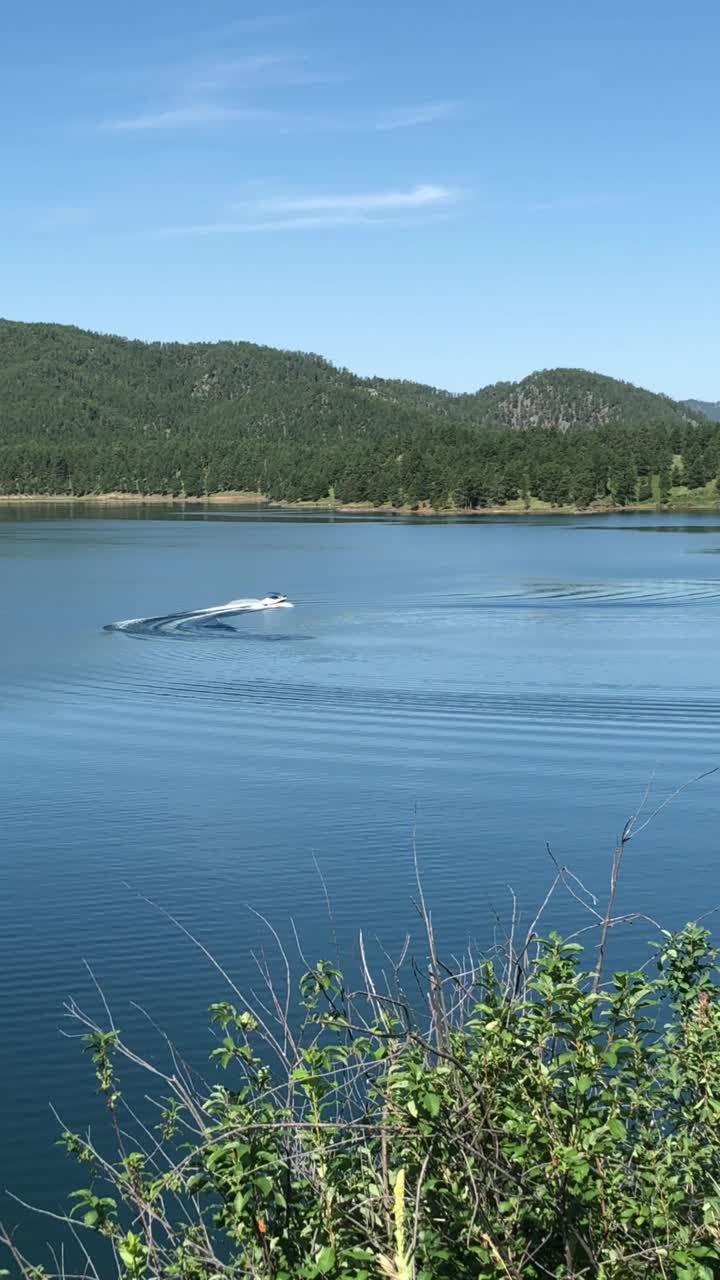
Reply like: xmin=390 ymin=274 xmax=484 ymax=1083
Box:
xmin=442 ymin=579 xmax=720 ymax=610
xmin=104 ymin=593 xmax=294 ymax=637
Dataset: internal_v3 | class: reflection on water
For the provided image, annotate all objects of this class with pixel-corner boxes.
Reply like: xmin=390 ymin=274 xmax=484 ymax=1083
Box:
xmin=1 ymin=508 xmax=720 ymax=1243
xmin=572 ymin=523 xmax=720 ymax=534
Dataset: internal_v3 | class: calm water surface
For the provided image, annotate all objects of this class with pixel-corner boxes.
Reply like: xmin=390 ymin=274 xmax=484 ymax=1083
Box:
xmin=2 ymin=506 xmax=720 ymax=1241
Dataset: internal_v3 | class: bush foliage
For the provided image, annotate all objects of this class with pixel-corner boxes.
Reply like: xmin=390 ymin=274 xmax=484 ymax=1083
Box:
xmin=5 ymin=902 xmax=720 ymax=1278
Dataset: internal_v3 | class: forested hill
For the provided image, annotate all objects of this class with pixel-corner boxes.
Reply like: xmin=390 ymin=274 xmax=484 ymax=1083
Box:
xmin=364 ymin=368 xmax=703 ymax=433
xmin=0 ymin=318 xmax=718 ymax=508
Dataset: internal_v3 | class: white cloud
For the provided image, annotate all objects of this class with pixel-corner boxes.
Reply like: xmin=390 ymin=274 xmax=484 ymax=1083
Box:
xmin=153 ymin=186 xmax=457 ymax=236
xmin=252 ymin=184 xmax=456 ymax=214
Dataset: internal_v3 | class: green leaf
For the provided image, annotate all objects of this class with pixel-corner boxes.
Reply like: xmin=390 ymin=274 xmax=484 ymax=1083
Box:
xmin=423 ymin=1091 xmax=442 ymax=1117
xmin=315 ymin=1245 xmax=336 ymax=1274
xmin=254 ymin=1175 xmax=272 ymax=1197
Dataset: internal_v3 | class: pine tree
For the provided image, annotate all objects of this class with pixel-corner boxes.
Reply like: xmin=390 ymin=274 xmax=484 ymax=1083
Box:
xmin=611 ymin=460 xmax=638 ymax=506
xmin=570 ymin=462 xmax=597 ymax=509
xmin=687 ymin=454 xmax=708 ymax=490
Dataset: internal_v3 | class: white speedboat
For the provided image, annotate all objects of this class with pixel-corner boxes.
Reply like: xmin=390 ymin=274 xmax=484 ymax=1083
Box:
xmin=105 ymin=592 xmax=294 ymax=633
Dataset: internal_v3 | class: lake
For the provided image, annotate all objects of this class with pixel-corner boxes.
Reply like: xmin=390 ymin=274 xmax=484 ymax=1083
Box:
xmin=2 ymin=505 xmax=719 ymax=1246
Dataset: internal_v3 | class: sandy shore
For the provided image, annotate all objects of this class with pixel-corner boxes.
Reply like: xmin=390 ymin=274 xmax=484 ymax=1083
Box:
xmin=0 ymin=491 xmax=268 ymax=506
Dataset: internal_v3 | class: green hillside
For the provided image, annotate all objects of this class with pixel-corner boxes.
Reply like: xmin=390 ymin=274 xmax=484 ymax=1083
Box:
xmin=366 ymin=367 xmax=704 ymax=433
xmin=0 ymin=319 xmax=717 ymax=508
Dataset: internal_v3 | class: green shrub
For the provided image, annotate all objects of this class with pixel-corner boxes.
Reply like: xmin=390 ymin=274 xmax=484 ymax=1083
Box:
xmin=6 ymin=912 xmax=720 ymax=1279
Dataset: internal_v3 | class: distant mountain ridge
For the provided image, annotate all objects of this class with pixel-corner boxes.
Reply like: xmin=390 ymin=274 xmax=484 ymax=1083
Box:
xmin=684 ymin=398 xmax=720 ymax=422
xmin=0 ymin=319 xmax=717 ymax=506
xmin=0 ymin=319 xmax=704 ymax=437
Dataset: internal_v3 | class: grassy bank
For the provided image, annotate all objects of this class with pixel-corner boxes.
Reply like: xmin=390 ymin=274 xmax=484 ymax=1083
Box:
xmin=0 ymin=485 xmax=719 ymax=518
xmin=5 ymin=815 xmax=720 ymax=1280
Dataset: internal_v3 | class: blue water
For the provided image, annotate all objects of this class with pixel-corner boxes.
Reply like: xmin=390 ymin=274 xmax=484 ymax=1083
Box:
xmin=2 ymin=506 xmax=720 ymax=1245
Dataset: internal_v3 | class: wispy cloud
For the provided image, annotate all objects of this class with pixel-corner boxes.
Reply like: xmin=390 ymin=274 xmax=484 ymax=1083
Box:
xmin=154 ymin=184 xmax=458 ymax=236
xmin=158 ymin=214 xmax=375 ymax=236
xmin=104 ymin=98 xmax=460 ymax=135
xmin=98 ymin=45 xmax=342 ymax=131
xmin=104 ymin=104 xmax=273 ymax=132
xmin=175 ymin=51 xmax=341 ymax=98
xmin=182 ymin=52 xmax=303 ymax=94
xmin=101 ymin=50 xmax=324 ymax=130
xmin=191 ymin=11 xmax=322 ymax=44
xmin=96 ymin=27 xmax=458 ymax=139
xmin=251 ymin=184 xmax=455 ymax=214
xmin=374 ymin=102 xmax=459 ymax=131
xmin=155 ymin=213 xmax=453 ymax=236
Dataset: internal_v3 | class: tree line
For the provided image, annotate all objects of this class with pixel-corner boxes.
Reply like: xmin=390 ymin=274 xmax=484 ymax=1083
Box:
xmin=1 ymin=320 xmax=718 ymax=507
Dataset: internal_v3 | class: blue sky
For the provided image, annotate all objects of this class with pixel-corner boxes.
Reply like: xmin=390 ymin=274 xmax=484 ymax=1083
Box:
xmin=2 ymin=1 xmax=719 ymax=397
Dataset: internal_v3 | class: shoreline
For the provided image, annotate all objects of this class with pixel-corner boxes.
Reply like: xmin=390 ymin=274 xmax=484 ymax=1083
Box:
xmin=0 ymin=491 xmax=267 ymax=506
xmin=0 ymin=491 xmax=718 ymax=517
